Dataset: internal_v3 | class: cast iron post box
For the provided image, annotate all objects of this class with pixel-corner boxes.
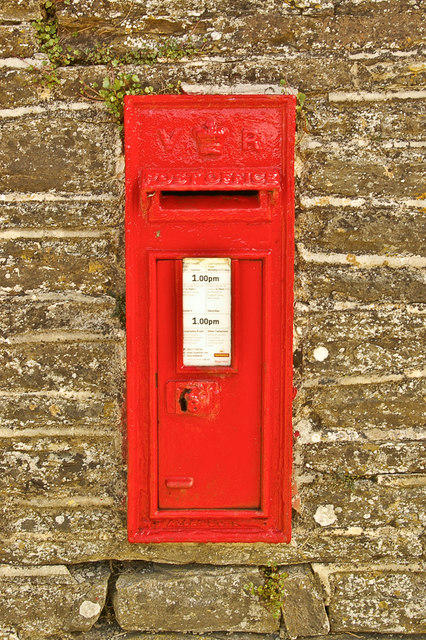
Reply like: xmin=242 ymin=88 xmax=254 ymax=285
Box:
xmin=125 ymin=94 xmax=296 ymax=542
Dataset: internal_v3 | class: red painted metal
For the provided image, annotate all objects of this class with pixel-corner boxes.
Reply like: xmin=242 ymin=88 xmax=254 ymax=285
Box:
xmin=124 ymin=95 xmax=296 ymax=542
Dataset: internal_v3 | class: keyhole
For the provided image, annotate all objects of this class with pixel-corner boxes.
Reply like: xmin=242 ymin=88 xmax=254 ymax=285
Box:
xmin=179 ymin=389 xmax=191 ymax=412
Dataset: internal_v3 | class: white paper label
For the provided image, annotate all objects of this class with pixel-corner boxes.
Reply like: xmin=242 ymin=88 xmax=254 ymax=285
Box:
xmin=183 ymin=257 xmax=231 ymax=367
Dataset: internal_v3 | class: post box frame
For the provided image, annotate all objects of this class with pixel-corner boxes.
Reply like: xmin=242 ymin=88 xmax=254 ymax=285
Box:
xmin=125 ymin=95 xmax=295 ymax=543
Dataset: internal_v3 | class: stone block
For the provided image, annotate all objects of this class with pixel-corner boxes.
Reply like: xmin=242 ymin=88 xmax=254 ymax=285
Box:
xmin=0 ymin=517 xmax=423 ymax=566
xmin=355 ymin=58 xmax=426 ymax=91
xmin=0 ymin=391 xmax=121 ymax=432
xmin=335 ymin=0 xmax=421 ymax=14
xmin=296 ymin=263 xmax=426 ymax=304
xmin=296 ymin=308 xmax=425 ymax=378
xmin=0 ymin=563 xmax=109 ymax=639
xmin=0 ymin=341 xmax=124 ymax=394
xmin=303 ymin=147 xmax=425 ymax=198
xmin=55 ymin=0 xmax=298 ymax=24
xmin=301 ymin=476 xmax=425 ymax=530
xmin=0 ymin=505 xmax=126 ymax=540
xmin=0 ymin=115 xmax=120 ymax=194
xmin=307 ymin=100 xmax=426 ymax=141
xmin=0 ymin=0 xmax=41 ymax=22
xmin=0 ymin=197 xmax=123 ymax=229
xmin=56 ymin=0 xmax=197 ymax=25
xmin=296 ymin=203 xmax=426 ymax=256
xmin=326 ymin=568 xmax=426 ymax=633
xmin=4 ymin=54 xmax=415 ymax=113
xmin=0 ymin=56 xmax=346 ymax=110
xmin=226 ymin=11 xmax=425 ymax=56
xmin=302 ymin=441 xmax=426 ymax=477
xmin=174 ymin=57 xmax=352 ymax=93
xmin=294 ymin=377 xmax=425 ymax=434
xmin=0 ymin=297 xmax=122 ymax=338
xmin=33 ymin=626 xmax=287 ymax=640
xmin=0 ymin=237 xmax=120 ymax=296
xmin=56 ymin=6 xmax=424 ymax=57
xmin=0 ymin=25 xmax=38 ymax=58
xmin=0 ymin=68 xmax=40 ymax=109
xmin=281 ymin=565 xmax=329 ymax=638
xmin=0 ymin=433 xmax=124 ymax=501
xmin=0 ymin=67 xmax=108 ymax=109
xmin=113 ymin=565 xmax=280 ymax=632
xmin=56 ymin=0 xmax=422 ymax=23
xmin=289 ymin=526 xmax=423 ymax=564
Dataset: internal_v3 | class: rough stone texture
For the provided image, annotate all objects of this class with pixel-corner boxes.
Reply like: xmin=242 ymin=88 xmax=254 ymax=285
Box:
xmin=21 ymin=631 xmax=426 ymax=640
xmin=302 ymin=442 xmax=425 ymax=476
xmin=113 ymin=565 xmax=280 ymax=633
xmin=294 ymin=377 xmax=425 ymax=435
xmin=1 ymin=0 xmax=425 ymax=636
xmin=0 ymin=24 xmax=38 ymax=58
xmin=296 ymin=203 xmax=426 ymax=255
xmin=55 ymin=4 xmax=425 ymax=57
xmin=0 ymin=297 xmax=122 ymax=338
xmin=0 ymin=236 xmax=120 ymax=295
xmin=0 ymin=115 xmax=121 ymax=194
xmin=300 ymin=476 xmax=425 ymax=529
xmin=307 ymin=100 xmax=426 ymax=141
xmin=297 ymin=308 xmax=425 ymax=378
xmin=0 ymin=197 xmax=123 ymax=229
xmin=0 ymin=515 xmax=423 ymax=566
xmin=296 ymin=263 xmax=426 ymax=304
xmin=0 ymin=68 xmax=42 ymax=109
xmin=281 ymin=566 xmax=330 ymax=638
xmin=0 ymin=433 xmax=124 ymax=500
xmin=326 ymin=569 xmax=426 ymax=633
xmin=354 ymin=58 xmax=426 ymax=91
xmin=53 ymin=635 xmax=426 ymax=640
xmin=0 ymin=342 xmax=124 ymax=393
xmin=0 ymin=391 xmax=122 ymax=432
xmin=54 ymin=0 xmax=424 ymax=20
xmin=0 ymin=59 xmax=349 ymax=111
xmin=0 ymin=0 xmax=41 ymax=22
xmin=0 ymin=563 xmax=110 ymax=639
xmin=303 ymin=146 xmax=425 ymax=199
xmin=1 ymin=57 xmax=424 ymax=111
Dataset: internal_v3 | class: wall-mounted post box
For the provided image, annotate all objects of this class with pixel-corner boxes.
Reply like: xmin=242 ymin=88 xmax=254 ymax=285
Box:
xmin=125 ymin=95 xmax=296 ymax=542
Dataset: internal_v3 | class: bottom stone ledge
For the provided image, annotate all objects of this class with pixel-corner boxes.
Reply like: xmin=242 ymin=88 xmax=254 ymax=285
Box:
xmin=43 ymin=628 xmax=282 ymax=640
xmin=281 ymin=566 xmax=329 ymax=638
xmin=325 ymin=569 xmax=426 ymax=634
xmin=0 ymin=563 xmax=110 ymax=639
xmin=12 ymin=623 xmax=426 ymax=640
xmin=288 ymin=636 xmax=426 ymax=640
xmin=112 ymin=565 xmax=280 ymax=634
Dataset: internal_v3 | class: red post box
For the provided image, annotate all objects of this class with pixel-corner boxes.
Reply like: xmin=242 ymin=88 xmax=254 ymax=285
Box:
xmin=125 ymin=95 xmax=296 ymax=542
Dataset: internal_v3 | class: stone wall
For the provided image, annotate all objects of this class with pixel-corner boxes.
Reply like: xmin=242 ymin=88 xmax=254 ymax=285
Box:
xmin=0 ymin=0 xmax=425 ymax=638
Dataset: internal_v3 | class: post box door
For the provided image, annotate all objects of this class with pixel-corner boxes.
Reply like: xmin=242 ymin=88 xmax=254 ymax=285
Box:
xmin=157 ymin=258 xmax=263 ymax=510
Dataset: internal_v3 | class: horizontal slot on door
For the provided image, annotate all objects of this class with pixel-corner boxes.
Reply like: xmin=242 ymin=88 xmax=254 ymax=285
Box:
xmin=159 ymin=190 xmax=261 ymax=210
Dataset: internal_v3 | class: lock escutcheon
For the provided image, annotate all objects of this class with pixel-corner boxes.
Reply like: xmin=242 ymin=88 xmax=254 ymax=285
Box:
xmin=166 ymin=381 xmax=220 ymax=417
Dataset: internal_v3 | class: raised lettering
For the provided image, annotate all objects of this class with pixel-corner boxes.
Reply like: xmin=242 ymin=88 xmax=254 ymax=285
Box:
xmin=266 ymin=171 xmax=280 ymax=185
xmin=205 ymin=171 xmax=221 ymax=184
xmin=158 ymin=173 xmax=173 ymax=185
xmin=175 ymin=172 xmax=191 ymax=185
xmin=252 ymin=172 xmax=266 ymax=184
xmin=145 ymin=173 xmax=159 ymax=185
xmin=158 ymin=129 xmax=179 ymax=152
xmin=242 ymin=130 xmax=261 ymax=151
xmin=142 ymin=169 xmax=281 ymax=189
xmin=234 ymin=172 xmax=247 ymax=185
xmin=222 ymin=172 xmax=234 ymax=184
